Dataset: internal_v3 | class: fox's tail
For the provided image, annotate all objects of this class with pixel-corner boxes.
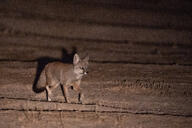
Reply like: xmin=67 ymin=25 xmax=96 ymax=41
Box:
xmin=33 ymin=69 xmax=46 ymax=92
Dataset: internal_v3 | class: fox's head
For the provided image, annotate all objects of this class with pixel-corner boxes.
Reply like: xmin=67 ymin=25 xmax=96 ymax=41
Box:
xmin=73 ymin=53 xmax=89 ymax=76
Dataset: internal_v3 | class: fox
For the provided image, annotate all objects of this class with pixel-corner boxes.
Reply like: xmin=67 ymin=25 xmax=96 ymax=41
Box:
xmin=36 ymin=53 xmax=89 ymax=103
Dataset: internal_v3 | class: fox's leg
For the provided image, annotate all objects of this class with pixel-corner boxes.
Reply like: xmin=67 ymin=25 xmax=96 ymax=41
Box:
xmin=46 ymin=82 xmax=60 ymax=101
xmin=73 ymin=80 xmax=83 ymax=103
xmin=45 ymin=72 xmax=53 ymax=101
xmin=64 ymin=86 xmax=70 ymax=103
xmin=73 ymin=80 xmax=81 ymax=91
xmin=60 ymin=85 xmax=70 ymax=103
xmin=46 ymin=86 xmax=52 ymax=101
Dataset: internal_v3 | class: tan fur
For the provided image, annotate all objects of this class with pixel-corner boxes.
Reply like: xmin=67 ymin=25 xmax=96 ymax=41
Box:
xmin=36 ymin=54 xmax=89 ymax=103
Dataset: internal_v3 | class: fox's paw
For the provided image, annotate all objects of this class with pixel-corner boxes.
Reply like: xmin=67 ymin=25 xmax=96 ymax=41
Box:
xmin=65 ymin=97 xmax=71 ymax=103
xmin=79 ymin=93 xmax=84 ymax=104
xmin=47 ymin=97 xmax=52 ymax=101
xmin=66 ymin=100 xmax=72 ymax=104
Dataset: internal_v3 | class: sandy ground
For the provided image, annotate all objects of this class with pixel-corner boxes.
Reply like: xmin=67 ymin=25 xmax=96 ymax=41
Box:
xmin=0 ymin=0 xmax=192 ymax=127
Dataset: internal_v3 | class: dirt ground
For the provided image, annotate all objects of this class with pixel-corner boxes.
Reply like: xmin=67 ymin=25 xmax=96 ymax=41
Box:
xmin=0 ymin=0 xmax=192 ymax=127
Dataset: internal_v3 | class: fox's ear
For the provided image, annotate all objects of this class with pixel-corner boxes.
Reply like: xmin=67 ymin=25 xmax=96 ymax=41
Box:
xmin=83 ymin=55 xmax=89 ymax=64
xmin=84 ymin=55 xmax=89 ymax=61
xmin=73 ymin=53 xmax=80 ymax=65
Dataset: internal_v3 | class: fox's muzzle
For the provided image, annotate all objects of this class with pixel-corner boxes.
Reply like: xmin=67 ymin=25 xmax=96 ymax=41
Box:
xmin=84 ymin=71 xmax=88 ymax=75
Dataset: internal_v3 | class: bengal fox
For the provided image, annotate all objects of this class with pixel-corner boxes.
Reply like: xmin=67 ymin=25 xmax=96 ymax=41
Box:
xmin=36 ymin=54 xmax=89 ymax=103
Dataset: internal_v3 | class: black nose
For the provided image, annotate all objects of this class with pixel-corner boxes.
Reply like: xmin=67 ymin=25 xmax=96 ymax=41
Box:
xmin=84 ymin=71 xmax=88 ymax=75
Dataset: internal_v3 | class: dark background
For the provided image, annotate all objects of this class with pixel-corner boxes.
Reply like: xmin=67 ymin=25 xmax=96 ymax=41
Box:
xmin=0 ymin=0 xmax=191 ymax=127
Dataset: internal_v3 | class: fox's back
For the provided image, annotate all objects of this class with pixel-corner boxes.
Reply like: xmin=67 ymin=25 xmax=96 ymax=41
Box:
xmin=45 ymin=62 xmax=74 ymax=83
xmin=45 ymin=62 xmax=72 ymax=73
